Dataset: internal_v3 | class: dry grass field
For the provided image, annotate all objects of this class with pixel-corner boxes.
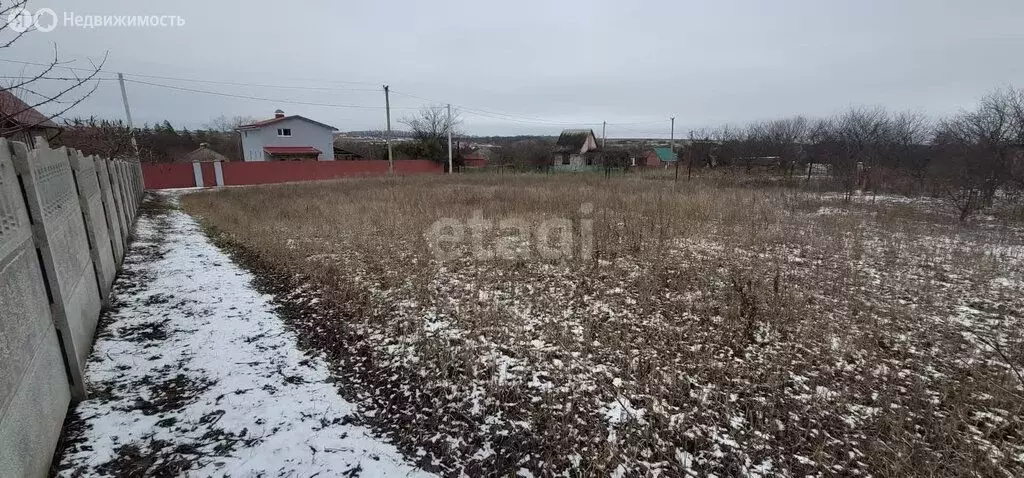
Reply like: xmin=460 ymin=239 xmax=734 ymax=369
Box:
xmin=181 ymin=174 xmax=1024 ymax=477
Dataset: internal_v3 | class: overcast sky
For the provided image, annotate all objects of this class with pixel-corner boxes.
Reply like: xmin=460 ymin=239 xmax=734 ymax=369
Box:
xmin=3 ymin=0 xmax=1024 ymax=137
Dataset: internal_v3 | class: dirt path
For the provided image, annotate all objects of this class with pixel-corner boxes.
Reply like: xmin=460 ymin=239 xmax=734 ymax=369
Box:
xmin=55 ymin=194 xmax=432 ymax=477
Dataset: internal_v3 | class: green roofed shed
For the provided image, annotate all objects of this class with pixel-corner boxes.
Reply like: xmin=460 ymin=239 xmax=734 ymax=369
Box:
xmin=653 ymin=147 xmax=677 ymax=162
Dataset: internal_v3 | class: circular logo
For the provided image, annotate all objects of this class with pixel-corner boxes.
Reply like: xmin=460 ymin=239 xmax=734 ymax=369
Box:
xmin=34 ymin=8 xmax=57 ymax=33
xmin=6 ymin=7 xmax=33 ymax=33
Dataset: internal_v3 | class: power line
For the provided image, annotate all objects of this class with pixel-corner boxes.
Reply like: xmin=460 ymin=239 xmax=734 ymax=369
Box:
xmin=391 ymin=90 xmax=676 ymax=128
xmin=4 ymin=72 xmax=602 ymax=126
xmin=0 ymin=75 xmax=117 ymax=82
xmin=116 ymin=74 xmax=380 ymax=92
xmin=390 ymin=90 xmax=602 ymax=127
xmin=3 ymin=59 xmax=590 ymax=124
xmin=606 ymin=124 xmax=673 ymax=136
xmin=460 ymin=109 xmax=601 ymax=127
xmin=0 ymin=73 xmax=380 ymax=93
xmin=0 ymin=58 xmax=381 ymax=87
xmin=2 ymin=57 xmax=678 ymax=133
xmin=122 ymin=78 xmax=420 ymax=110
xmin=608 ymin=120 xmax=673 ymax=126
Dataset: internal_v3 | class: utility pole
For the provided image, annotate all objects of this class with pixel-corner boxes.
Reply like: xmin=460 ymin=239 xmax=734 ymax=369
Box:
xmin=117 ymin=73 xmax=140 ymax=156
xmin=670 ymin=117 xmax=675 ymax=152
xmin=601 ymin=121 xmax=606 ymax=148
xmin=688 ymin=130 xmax=695 ymax=181
xmin=446 ymin=104 xmax=453 ymax=174
xmin=383 ymin=84 xmax=394 ymax=174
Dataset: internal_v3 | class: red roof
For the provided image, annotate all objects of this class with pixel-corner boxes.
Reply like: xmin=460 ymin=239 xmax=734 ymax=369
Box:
xmin=239 ymin=116 xmax=289 ymax=128
xmin=0 ymin=90 xmax=59 ymax=129
xmin=237 ymin=114 xmax=338 ymax=131
xmin=263 ymin=146 xmax=321 ymax=155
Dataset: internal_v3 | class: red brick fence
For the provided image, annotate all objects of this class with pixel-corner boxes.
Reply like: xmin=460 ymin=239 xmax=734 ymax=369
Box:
xmin=143 ymin=159 xmax=444 ymax=189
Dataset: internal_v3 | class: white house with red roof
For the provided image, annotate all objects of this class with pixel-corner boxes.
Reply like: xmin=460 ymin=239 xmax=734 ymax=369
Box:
xmin=237 ymin=109 xmax=338 ymax=161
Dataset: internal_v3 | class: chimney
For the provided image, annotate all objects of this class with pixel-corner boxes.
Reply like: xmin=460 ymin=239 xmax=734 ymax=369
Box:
xmin=274 ymin=109 xmax=285 ymax=118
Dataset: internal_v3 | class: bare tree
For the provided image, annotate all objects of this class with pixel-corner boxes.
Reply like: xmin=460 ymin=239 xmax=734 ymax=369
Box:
xmin=688 ymin=124 xmax=745 ymax=168
xmin=400 ymin=105 xmax=462 ymax=168
xmin=743 ymin=116 xmax=810 ymax=174
xmin=877 ymin=86 xmax=1022 ymax=219
xmin=882 ymin=111 xmax=932 ymax=186
xmin=813 ymin=107 xmax=891 ymax=198
xmin=58 ymin=116 xmax=133 ymax=159
xmin=203 ymin=115 xmax=259 ymax=133
xmin=1 ymin=1 xmax=107 ymax=141
xmin=502 ymin=139 xmax=554 ymax=171
xmin=933 ymin=86 xmax=1024 ymax=214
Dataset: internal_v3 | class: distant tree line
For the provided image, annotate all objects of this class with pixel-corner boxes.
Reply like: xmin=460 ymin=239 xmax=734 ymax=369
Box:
xmin=56 ymin=115 xmax=251 ymax=163
xmin=50 ymin=87 xmax=1024 ymax=219
xmin=669 ymin=86 xmax=1024 ymax=219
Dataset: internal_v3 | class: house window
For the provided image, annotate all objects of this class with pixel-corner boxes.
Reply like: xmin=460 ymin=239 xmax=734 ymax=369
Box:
xmin=277 ymin=128 xmax=292 ymax=137
xmin=561 ymin=153 xmax=570 ymax=165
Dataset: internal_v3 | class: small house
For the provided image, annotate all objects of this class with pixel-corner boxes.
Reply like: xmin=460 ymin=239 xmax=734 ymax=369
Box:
xmin=552 ymin=129 xmax=600 ymax=170
xmin=644 ymin=147 xmax=677 ymax=167
xmin=237 ymin=109 xmax=338 ymax=161
xmin=181 ymin=143 xmax=229 ymax=163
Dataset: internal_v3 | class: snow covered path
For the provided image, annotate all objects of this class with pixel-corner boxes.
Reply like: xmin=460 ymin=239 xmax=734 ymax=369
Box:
xmin=56 ymin=196 xmax=432 ymax=477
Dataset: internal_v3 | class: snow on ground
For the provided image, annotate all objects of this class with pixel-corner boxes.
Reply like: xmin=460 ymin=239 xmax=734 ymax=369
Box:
xmin=56 ymin=195 xmax=432 ymax=477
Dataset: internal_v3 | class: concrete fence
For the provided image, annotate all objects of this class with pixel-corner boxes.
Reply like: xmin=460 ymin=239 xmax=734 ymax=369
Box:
xmin=0 ymin=137 xmax=144 ymax=478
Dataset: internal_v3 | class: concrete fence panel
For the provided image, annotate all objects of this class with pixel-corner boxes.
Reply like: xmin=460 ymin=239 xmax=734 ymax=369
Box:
xmin=129 ymin=162 xmax=139 ymax=213
xmin=135 ymin=162 xmax=144 ymax=198
xmin=132 ymin=163 xmax=140 ymax=209
xmin=115 ymin=161 xmax=129 ymax=221
xmin=128 ymin=163 xmax=138 ymax=199
xmin=0 ymin=139 xmax=72 ymax=478
xmin=69 ymin=151 xmax=117 ymax=302
xmin=122 ymin=162 xmax=136 ymax=218
xmin=95 ymin=159 xmax=124 ymax=265
xmin=137 ymin=162 xmax=144 ymax=196
xmin=11 ymin=139 xmax=102 ymax=399
xmin=122 ymin=162 xmax=136 ymax=222
xmin=107 ymin=159 xmax=130 ymax=247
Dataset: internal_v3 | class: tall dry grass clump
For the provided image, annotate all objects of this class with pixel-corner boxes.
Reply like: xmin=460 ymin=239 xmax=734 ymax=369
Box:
xmin=182 ymin=173 xmax=1023 ymax=477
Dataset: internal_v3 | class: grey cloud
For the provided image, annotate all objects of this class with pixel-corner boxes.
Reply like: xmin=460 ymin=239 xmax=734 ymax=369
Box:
xmin=3 ymin=0 xmax=1023 ymax=136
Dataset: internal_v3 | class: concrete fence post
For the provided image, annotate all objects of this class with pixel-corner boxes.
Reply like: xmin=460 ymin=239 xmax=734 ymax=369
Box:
xmin=68 ymin=150 xmax=117 ymax=303
xmin=95 ymin=159 xmax=125 ymax=265
xmin=0 ymin=138 xmax=72 ymax=478
xmin=9 ymin=138 xmax=102 ymax=400
xmin=192 ymin=160 xmax=204 ymax=187
xmin=214 ymin=160 xmax=225 ymax=187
